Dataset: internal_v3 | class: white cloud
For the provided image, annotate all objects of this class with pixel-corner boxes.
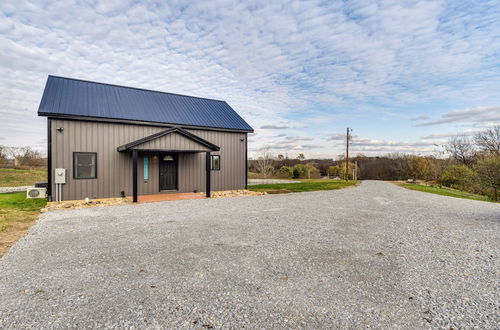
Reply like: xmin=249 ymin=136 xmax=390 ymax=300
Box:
xmin=327 ymin=133 xmax=346 ymax=141
xmin=420 ymin=129 xmax=482 ymax=139
xmin=0 ymin=0 xmax=499 ymax=155
xmin=411 ymin=115 xmax=430 ymax=121
xmin=416 ymin=106 xmax=500 ymax=127
xmin=260 ymin=125 xmax=290 ymax=130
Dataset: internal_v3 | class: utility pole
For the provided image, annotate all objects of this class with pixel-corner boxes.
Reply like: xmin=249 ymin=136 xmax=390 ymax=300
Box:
xmin=345 ymin=127 xmax=350 ymax=181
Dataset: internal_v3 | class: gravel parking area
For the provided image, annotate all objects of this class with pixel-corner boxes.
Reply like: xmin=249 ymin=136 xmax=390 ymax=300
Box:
xmin=0 ymin=181 xmax=499 ymax=329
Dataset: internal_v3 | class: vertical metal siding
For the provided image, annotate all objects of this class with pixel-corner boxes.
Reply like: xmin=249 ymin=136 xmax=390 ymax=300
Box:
xmin=51 ymin=119 xmax=246 ymax=200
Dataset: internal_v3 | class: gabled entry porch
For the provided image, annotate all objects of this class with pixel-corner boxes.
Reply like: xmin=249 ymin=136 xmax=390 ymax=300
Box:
xmin=117 ymin=127 xmax=220 ymax=202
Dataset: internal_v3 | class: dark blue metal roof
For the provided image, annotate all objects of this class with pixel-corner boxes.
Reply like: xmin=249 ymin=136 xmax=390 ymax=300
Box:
xmin=38 ymin=76 xmax=253 ymax=132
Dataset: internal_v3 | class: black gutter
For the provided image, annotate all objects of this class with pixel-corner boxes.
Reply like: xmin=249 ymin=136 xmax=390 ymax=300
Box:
xmin=47 ymin=118 xmax=52 ymax=201
xmin=245 ymin=133 xmax=248 ymax=189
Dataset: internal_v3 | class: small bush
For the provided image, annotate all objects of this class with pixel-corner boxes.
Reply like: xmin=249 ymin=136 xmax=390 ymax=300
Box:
xmin=263 ymin=165 xmax=275 ymax=176
xmin=328 ymin=165 xmax=340 ymax=177
xmin=291 ymin=164 xmax=320 ymax=179
xmin=438 ymin=165 xmax=475 ymax=189
xmin=278 ymin=166 xmax=292 ymax=178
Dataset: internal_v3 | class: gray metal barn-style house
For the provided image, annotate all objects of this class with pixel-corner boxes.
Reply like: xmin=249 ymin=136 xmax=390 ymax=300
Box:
xmin=38 ymin=76 xmax=253 ymax=202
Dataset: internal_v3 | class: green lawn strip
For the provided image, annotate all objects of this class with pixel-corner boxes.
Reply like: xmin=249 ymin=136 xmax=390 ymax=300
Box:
xmin=249 ymin=180 xmax=358 ymax=193
xmin=0 ymin=192 xmax=47 ymax=232
xmin=0 ymin=168 xmax=46 ymax=187
xmin=400 ymin=183 xmax=493 ymax=202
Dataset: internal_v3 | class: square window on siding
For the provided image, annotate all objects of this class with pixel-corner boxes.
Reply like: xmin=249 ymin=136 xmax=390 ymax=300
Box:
xmin=74 ymin=152 xmax=97 ymax=179
xmin=210 ymin=155 xmax=220 ymax=170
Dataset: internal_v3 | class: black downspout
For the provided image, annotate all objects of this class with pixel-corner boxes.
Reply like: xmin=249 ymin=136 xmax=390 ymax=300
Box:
xmin=245 ymin=133 xmax=248 ymax=190
xmin=47 ymin=118 xmax=52 ymax=201
xmin=206 ymin=151 xmax=211 ymax=198
xmin=132 ymin=149 xmax=138 ymax=203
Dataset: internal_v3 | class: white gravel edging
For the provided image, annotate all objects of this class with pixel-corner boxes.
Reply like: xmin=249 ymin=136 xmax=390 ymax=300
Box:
xmin=0 ymin=186 xmax=32 ymax=194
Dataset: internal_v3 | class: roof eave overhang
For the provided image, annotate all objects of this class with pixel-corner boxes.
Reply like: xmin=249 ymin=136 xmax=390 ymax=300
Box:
xmin=38 ymin=112 xmax=254 ymax=133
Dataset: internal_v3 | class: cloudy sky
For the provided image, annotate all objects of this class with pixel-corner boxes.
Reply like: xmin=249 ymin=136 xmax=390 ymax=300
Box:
xmin=1 ymin=0 xmax=499 ymax=158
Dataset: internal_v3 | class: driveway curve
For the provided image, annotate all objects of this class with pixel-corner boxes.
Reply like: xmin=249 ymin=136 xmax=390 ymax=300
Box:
xmin=1 ymin=181 xmax=499 ymax=329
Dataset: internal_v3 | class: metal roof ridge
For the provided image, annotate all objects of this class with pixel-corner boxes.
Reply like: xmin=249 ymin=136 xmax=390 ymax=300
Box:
xmin=47 ymin=75 xmax=227 ymax=103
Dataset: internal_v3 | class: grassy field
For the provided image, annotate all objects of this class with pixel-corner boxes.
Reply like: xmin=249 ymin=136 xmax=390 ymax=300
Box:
xmin=249 ymin=179 xmax=358 ymax=193
xmin=399 ymin=183 xmax=493 ymax=202
xmin=0 ymin=168 xmax=46 ymax=187
xmin=0 ymin=192 xmax=46 ymax=258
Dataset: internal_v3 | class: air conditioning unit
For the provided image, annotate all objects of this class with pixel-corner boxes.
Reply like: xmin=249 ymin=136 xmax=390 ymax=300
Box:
xmin=26 ymin=187 xmax=46 ymax=199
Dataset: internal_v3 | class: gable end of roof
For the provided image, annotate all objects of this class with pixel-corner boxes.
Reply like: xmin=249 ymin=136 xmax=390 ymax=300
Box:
xmin=117 ymin=127 xmax=220 ymax=152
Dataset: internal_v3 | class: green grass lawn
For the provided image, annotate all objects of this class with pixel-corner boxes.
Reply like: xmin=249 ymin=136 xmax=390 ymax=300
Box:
xmin=249 ymin=179 xmax=358 ymax=193
xmin=399 ymin=183 xmax=493 ymax=202
xmin=0 ymin=192 xmax=46 ymax=257
xmin=0 ymin=168 xmax=46 ymax=187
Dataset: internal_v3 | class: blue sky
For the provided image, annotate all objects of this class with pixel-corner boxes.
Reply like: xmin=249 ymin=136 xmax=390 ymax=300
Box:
xmin=1 ymin=0 xmax=499 ymax=158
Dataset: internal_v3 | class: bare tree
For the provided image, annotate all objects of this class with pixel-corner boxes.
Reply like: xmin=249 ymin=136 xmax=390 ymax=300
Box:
xmin=255 ymin=146 xmax=274 ymax=178
xmin=3 ymin=146 xmax=18 ymax=160
xmin=17 ymin=147 xmax=45 ymax=166
xmin=474 ymin=126 xmax=500 ymax=155
xmin=444 ymin=136 xmax=476 ymax=166
xmin=2 ymin=146 xmax=46 ymax=167
xmin=297 ymin=153 xmax=305 ymax=161
xmin=0 ymin=145 xmax=6 ymax=164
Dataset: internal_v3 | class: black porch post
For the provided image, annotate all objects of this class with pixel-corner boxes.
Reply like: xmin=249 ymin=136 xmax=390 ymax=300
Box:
xmin=132 ymin=149 xmax=138 ymax=203
xmin=206 ymin=151 xmax=211 ymax=198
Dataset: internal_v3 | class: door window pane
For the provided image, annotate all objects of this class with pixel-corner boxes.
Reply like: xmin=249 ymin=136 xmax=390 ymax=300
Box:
xmin=211 ymin=155 xmax=220 ymax=170
xmin=144 ymin=157 xmax=149 ymax=180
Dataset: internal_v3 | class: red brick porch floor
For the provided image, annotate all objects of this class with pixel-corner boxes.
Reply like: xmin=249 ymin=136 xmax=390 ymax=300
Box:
xmin=126 ymin=192 xmax=206 ymax=203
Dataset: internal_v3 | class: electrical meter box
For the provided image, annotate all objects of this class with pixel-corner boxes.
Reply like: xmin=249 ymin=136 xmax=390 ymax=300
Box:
xmin=55 ymin=168 xmax=66 ymax=184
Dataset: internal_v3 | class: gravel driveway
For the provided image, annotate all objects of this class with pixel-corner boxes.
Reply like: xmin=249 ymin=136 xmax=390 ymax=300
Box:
xmin=1 ymin=181 xmax=499 ymax=329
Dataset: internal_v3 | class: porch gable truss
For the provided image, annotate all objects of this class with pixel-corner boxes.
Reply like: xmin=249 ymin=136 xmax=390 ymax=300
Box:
xmin=117 ymin=127 xmax=220 ymax=152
